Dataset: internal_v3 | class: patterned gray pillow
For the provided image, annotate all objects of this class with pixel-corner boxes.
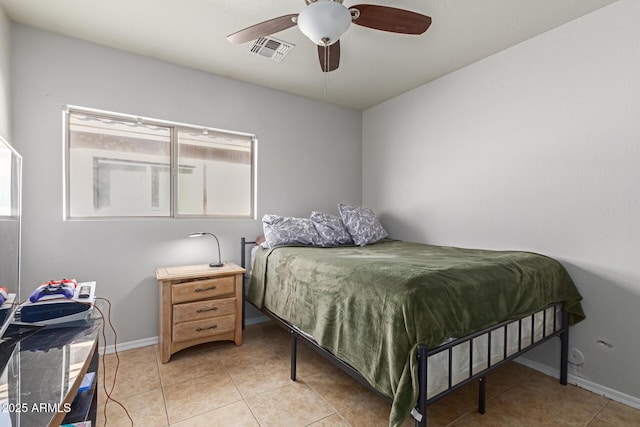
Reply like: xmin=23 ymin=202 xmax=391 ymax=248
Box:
xmin=310 ymin=211 xmax=353 ymax=247
xmin=262 ymin=214 xmax=321 ymax=248
xmin=338 ymin=204 xmax=388 ymax=246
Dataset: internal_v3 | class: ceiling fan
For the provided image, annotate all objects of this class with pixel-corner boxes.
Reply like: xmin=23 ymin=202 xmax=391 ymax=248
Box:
xmin=227 ymin=0 xmax=432 ymax=72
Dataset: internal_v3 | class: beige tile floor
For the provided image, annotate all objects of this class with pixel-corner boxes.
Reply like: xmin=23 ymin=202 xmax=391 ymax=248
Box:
xmin=97 ymin=321 xmax=640 ymax=427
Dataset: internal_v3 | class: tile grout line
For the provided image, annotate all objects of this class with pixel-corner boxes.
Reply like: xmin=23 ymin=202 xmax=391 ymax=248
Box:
xmin=220 ymin=361 xmax=266 ymax=427
xmin=298 ymin=373 xmax=347 ymax=425
xmin=165 ymin=347 xmax=250 ymax=426
xmin=98 ymin=346 xmax=163 ymax=426
xmin=583 ymin=398 xmax=612 ymax=427
xmin=216 ymin=348 xmax=272 ymax=427
xmin=303 ymin=412 xmax=352 ymax=427
xmin=153 ymin=345 xmax=171 ymax=427
xmin=444 ymin=370 xmax=532 ymax=425
xmin=226 ymin=343 xmax=345 ymax=427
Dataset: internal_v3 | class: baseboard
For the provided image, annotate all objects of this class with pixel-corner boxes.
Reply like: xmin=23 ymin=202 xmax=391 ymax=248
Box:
xmin=100 ymin=316 xmax=270 ymax=355
xmin=516 ymin=357 xmax=640 ymax=411
xmin=100 ymin=336 xmax=158 ymax=355
xmin=245 ymin=314 xmax=270 ymax=326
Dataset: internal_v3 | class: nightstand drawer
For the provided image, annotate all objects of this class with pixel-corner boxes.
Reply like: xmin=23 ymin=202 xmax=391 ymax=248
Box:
xmin=173 ymin=297 xmax=236 ymax=323
xmin=172 ymin=276 xmax=235 ymax=304
xmin=172 ymin=314 xmax=236 ymax=342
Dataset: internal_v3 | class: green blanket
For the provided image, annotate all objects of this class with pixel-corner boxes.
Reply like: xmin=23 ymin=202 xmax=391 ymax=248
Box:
xmin=247 ymin=240 xmax=584 ymax=426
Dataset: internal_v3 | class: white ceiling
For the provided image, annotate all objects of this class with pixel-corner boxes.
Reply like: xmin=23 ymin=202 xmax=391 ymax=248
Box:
xmin=0 ymin=0 xmax=617 ymax=110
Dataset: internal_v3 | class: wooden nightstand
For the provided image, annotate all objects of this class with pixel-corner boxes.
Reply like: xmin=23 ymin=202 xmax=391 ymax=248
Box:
xmin=155 ymin=262 xmax=245 ymax=363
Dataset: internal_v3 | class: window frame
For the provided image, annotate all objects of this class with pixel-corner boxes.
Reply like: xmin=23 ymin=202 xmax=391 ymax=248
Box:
xmin=63 ymin=105 xmax=257 ymax=220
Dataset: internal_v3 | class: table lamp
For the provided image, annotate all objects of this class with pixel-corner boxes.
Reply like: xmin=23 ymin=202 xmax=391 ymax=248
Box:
xmin=189 ymin=232 xmax=224 ymax=267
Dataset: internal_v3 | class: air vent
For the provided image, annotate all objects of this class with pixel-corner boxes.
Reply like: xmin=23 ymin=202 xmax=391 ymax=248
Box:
xmin=249 ymin=37 xmax=295 ymax=62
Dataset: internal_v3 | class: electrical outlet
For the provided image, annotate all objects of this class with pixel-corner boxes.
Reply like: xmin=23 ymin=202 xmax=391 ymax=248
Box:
xmin=568 ymin=348 xmax=585 ymax=366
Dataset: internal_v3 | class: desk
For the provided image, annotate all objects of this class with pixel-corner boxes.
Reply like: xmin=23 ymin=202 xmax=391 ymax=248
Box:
xmin=0 ymin=319 xmax=100 ymax=426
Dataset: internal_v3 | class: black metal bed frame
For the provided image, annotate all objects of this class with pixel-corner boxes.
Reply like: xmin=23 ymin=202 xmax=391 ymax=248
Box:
xmin=240 ymin=238 xmax=570 ymax=426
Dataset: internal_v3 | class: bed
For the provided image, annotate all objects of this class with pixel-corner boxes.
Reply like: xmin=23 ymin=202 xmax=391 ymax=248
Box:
xmin=240 ymin=238 xmax=584 ymax=427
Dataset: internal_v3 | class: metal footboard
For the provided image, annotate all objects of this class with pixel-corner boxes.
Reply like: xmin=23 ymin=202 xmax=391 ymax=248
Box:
xmin=413 ymin=302 xmax=569 ymax=426
xmin=240 ymin=238 xmax=570 ymax=426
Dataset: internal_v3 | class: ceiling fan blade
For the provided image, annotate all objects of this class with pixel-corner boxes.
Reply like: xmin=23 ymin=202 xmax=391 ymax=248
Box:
xmin=350 ymin=5 xmax=431 ymax=35
xmin=226 ymin=14 xmax=298 ymax=44
xmin=318 ymin=41 xmax=340 ymax=72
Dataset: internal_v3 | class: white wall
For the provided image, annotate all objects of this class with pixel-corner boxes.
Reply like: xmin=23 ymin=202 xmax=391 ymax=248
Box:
xmin=10 ymin=23 xmax=362 ymax=344
xmin=0 ymin=6 xmax=10 ymax=139
xmin=364 ymin=0 xmax=639 ymax=405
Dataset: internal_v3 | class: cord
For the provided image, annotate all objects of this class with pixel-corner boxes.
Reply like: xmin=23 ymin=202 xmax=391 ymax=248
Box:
xmin=94 ymin=297 xmax=134 ymax=427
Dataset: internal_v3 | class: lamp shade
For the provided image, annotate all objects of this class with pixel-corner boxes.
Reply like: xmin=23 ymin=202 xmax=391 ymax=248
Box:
xmin=297 ymin=0 xmax=352 ymax=46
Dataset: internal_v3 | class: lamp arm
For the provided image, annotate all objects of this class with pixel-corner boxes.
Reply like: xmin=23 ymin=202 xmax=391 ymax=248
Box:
xmin=189 ymin=232 xmax=223 ymax=267
xmin=203 ymin=232 xmax=223 ymax=267
xmin=210 ymin=233 xmax=222 ymax=266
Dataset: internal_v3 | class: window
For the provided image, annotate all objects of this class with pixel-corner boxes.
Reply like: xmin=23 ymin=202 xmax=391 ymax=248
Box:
xmin=64 ymin=106 xmax=256 ymax=219
xmin=0 ymin=140 xmax=20 ymax=218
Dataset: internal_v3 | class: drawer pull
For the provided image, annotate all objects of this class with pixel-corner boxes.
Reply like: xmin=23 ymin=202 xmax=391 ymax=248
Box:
xmin=196 ymin=306 xmax=218 ymax=313
xmin=196 ymin=325 xmax=218 ymax=332
xmin=195 ymin=285 xmax=217 ymax=292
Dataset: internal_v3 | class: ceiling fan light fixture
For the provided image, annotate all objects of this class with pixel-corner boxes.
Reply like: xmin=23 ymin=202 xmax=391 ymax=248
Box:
xmin=297 ymin=0 xmax=351 ymax=46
